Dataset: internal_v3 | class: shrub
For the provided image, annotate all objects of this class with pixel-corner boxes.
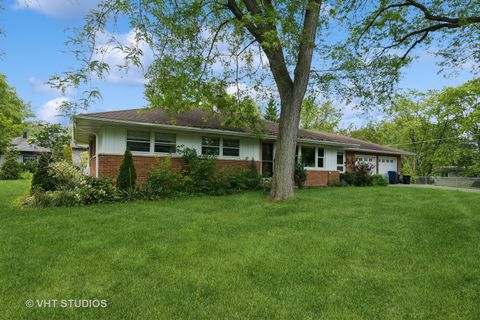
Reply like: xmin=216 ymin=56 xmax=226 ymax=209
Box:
xmin=117 ymin=149 xmax=136 ymax=190
xmin=0 ymin=148 xmax=22 ymax=180
xmin=77 ymin=176 xmax=120 ymax=205
xmin=371 ymin=174 xmax=388 ymax=186
xmin=178 ymin=146 xmax=217 ymax=194
xmin=353 ymin=162 xmax=375 ymax=186
xmin=294 ymin=159 xmax=307 ymax=189
xmin=23 ymin=159 xmax=38 ymax=173
xmin=340 ymin=172 xmax=354 ymax=185
xmin=31 ymin=153 xmax=56 ymax=192
xmin=63 ymin=145 xmax=73 ymax=164
xmin=145 ymin=157 xmax=183 ymax=197
xmin=24 ymin=190 xmax=80 ymax=207
xmin=328 ymin=179 xmax=349 ymax=187
xmin=48 ymin=161 xmax=83 ymax=190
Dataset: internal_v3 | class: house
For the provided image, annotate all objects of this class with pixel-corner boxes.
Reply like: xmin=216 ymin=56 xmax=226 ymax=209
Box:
xmin=73 ymin=108 xmax=411 ymax=187
xmin=0 ymin=132 xmax=89 ymax=169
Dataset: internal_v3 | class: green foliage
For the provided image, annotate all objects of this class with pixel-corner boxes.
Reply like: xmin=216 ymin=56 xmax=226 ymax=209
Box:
xmin=77 ymin=176 xmax=120 ymax=205
xmin=294 ymin=159 xmax=307 ymax=189
xmin=301 ymin=97 xmax=342 ymax=132
xmin=117 ymin=149 xmax=136 ymax=190
xmin=0 ymin=74 xmax=30 ymax=154
xmin=63 ymin=145 xmax=73 ymax=164
xmin=48 ymin=161 xmax=83 ymax=190
xmin=264 ymin=99 xmax=279 ymax=122
xmin=340 ymin=162 xmax=376 ymax=187
xmin=31 ymin=153 xmax=56 ymax=192
xmin=28 ymin=123 xmax=71 ymax=160
xmin=370 ymin=174 xmax=388 ymax=186
xmin=0 ymin=148 xmax=22 ymax=180
xmin=145 ymin=158 xmax=184 ymax=198
xmin=178 ymin=146 xmax=217 ymax=194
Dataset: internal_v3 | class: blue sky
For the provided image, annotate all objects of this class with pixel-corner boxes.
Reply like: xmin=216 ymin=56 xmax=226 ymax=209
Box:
xmin=0 ymin=0 xmax=475 ymax=127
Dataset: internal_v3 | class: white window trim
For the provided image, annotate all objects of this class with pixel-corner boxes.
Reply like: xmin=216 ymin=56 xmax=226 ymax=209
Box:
xmin=201 ymin=136 xmax=241 ymax=158
xmin=297 ymin=145 xmax=326 ymax=170
xmin=126 ymin=129 xmax=178 ymax=156
xmin=336 ymin=151 xmax=346 ymax=173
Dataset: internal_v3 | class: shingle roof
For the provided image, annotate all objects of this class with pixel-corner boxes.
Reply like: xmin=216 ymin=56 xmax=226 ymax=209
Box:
xmin=79 ymin=108 xmax=410 ymax=155
xmin=10 ymin=137 xmax=50 ymax=153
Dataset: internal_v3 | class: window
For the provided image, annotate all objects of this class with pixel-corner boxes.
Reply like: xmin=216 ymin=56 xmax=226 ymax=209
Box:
xmin=336 ymin=152 xmax=344 ymax=172
xmin=127 ymin=130 xmax=150 ymax=152
xmin=223 ymin=139 xmax=240 ymax=157
xmin=317 ymin=148 xmax=325 ymax=168
xmin=301 ymin=146 xmax=316 ymax=167
xmin=202 ymin=137 xmax=220 ymax=155
xmin=154 ymin=132 xmax=176 ymax=153
xmin=23 ymin=154 xmax=37 ymax=163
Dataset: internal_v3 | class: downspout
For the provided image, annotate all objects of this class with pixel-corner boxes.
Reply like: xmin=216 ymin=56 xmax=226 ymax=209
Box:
xmin=94 ymin=133 xmax=99 ymax=178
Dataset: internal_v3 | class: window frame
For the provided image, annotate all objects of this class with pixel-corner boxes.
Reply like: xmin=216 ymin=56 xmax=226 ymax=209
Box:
xmin=201 ymin=136 xmax=241 ymax=157
xmin=222 ymin=138 xmax=240 ymax=157
xmin=126 ymin=129 xmax=151 ymax=153
xmin=296 ymin=145 xmax=327 ymax=169
xmin=336 ymin=151 xmax=345 ymax=172
xmin=154 ymin=132 xmax=176 ymax=154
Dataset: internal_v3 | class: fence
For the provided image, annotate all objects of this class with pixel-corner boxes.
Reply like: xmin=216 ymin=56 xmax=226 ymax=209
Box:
xmin=413 ymin=176 xmax=480 ymax=188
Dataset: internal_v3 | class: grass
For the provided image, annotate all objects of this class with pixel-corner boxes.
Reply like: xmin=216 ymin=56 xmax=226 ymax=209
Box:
xmin=1 ymin=180 xmax=479 ymax=319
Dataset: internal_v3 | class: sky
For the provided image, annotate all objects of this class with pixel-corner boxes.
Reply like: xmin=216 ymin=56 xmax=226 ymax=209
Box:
xmin=0 ymin=0 xmax=475 ymax=128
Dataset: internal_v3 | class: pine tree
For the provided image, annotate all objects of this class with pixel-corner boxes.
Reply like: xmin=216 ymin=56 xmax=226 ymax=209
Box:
xmin=117 ymin=149 xmax=136 ymax=190
xmin=264 ymin=99 xmax=279 ymax=122
xmin=0 ymin=148 xmax=22 ymax=180
xmin=31 ymin=153 xmax=55 ymax=192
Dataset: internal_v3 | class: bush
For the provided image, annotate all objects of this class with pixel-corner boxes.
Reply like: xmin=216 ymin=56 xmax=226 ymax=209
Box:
xmin=31 ymin=153 xmax=56 ymax=192
xmin=24 ymin=190 xmax=80 ymax=207
xmin=117 ymin=149 xmax=136 ymax=190
xmin=371 ymin=174 xmax=388 ymax=186
xmin=23 ymin=159 xmax=38 ymax=173
xmin=340 ymin=162 xmax=377 ymax=187
xmin=294 ymin=159 xmax=307 ymax=189
xmin=178 ymin=146 xmax=217 ymax=194
xmin=340 ymin=172 xmax=354 ymax=185
xmin=0 ymin=148 xmax=22 ymax=180
xmin=77 ymin=176 xmax=120 ymax=205
xmin=145 ymin=157 xmax=184 ymax=197
xmin=48 ymin=161 xmax=83 ymax=190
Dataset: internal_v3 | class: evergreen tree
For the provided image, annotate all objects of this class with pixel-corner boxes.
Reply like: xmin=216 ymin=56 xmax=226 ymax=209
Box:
xmin=0 ymin=148 xmax=22 ymax=180
xmin=264 ymin=99 xmax=279 ymax=122
xmin=31 ymin=153 xmax=55 ymax=192
xmin=117 ymin=149 xmax=136 ymax=190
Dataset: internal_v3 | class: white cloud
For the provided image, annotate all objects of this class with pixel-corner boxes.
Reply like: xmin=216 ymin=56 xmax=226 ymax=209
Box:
xmin=15 ymin=0 xmax=100 ymax=19
xmin=36 ymin=97 xmax=69 ymax=123
xmin=28 ymin=76 xmax=75 ymax=96
xmin=92 ymin=30 xmax=154 ymax=85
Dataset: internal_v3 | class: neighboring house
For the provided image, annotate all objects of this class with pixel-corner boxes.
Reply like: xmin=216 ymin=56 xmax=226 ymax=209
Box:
xmin=73 ymin=108 xmax=412 ymax=187
xmin=0 ymin=135 xmax=50 ymax=166
xmin=0 ymin=132 xmax=89 ymax=169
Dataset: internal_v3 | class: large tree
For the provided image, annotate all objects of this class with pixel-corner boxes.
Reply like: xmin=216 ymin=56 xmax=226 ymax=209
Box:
xmin=0 ymin=74 xmax=30 ymax=153
xmin=300 ymin=97 xmax=341 ymax=132
xmin=52 ymin=0 xmax=480 ymax=200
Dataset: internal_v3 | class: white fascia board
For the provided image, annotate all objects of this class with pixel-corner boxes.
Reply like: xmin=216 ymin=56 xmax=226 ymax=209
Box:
xmin=345 ymin=147 xmax=414 ymax=156
xmin=74 ymin=115 xmax=360 ymax=148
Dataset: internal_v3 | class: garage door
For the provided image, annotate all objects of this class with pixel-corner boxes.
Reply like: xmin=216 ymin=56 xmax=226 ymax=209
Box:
xmin=378 ymin=157 xmax=397 ymax=175
xmin=355 ymin=155 xmax=377 ymax=172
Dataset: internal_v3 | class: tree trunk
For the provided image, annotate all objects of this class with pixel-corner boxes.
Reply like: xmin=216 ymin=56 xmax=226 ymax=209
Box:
xmin=269 ymin=90 xmax=304 ymax=201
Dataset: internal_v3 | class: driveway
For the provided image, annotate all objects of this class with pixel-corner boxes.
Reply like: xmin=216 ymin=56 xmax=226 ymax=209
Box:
xmin=389 ymin=184 xmax=480 ymax=193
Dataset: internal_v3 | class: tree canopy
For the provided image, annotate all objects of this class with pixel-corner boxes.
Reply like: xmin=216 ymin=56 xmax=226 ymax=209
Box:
xmin=300 ymin=97 xmax=342 ymax=132
xmin=0 ymin=74 xmax=30 ymax=153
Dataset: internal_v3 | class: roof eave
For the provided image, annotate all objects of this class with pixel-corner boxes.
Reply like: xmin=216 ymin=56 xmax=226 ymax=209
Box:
xmin=74 ymin=115 xmax=360 ymax=148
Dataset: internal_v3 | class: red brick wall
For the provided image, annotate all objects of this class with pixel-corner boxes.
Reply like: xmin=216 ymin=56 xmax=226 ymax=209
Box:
xmin=305 ymin=170 xmax=340 ymax=187
xmin=97 ymin=154 xmax=260 ymax=186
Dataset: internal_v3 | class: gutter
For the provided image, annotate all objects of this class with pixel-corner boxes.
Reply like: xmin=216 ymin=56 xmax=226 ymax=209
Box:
xmin=344 ymin=147 xmax=415 ymax=156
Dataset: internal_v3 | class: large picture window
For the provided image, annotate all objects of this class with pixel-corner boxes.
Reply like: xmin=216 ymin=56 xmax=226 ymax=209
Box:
xmin=127 ymin=130 xmax=150 ymax=152
xmin=301 ymin=146 xmax=316 ymax=167
xmin=223 ymin=139 xmax=240 ymax=157
xmin=154 ymin=132 xmax=176 ymax=153
xmin=202 ymin=137 xmax=220 ymax=155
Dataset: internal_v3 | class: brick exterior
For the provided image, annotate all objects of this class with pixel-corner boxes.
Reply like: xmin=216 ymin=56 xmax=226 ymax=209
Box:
xmin=89 ymin=139 xmax=96 ymax=177
xmin=305 ymin=170 xmax=340 ymax=187
xmin=96 ymin=154 xmax=260 ymax=186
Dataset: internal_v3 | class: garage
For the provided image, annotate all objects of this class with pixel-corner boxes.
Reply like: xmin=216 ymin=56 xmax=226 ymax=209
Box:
xmin=378 ymin=156 xmax=397 ymax=175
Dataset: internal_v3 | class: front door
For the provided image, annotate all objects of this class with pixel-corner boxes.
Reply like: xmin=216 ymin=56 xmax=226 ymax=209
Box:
xmin=261 ymin=143 xmax=274 ymax=177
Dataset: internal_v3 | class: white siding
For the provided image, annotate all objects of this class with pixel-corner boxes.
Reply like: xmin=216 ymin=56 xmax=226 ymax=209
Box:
xmin=97 ymin=125 xmax=261 ymax=160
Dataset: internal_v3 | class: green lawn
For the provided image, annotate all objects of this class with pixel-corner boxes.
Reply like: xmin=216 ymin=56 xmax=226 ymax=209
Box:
xmin=1 ymin=180 xmax=480 ymax=319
